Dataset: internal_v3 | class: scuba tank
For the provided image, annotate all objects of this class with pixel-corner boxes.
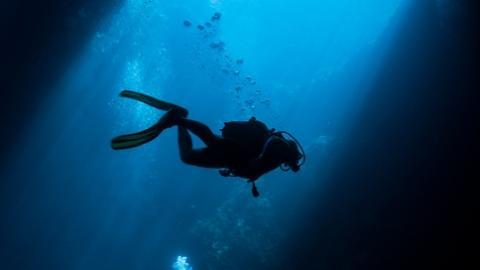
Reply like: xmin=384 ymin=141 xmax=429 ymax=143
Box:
xmin=221 ymin=117 xmax=274 ymax=158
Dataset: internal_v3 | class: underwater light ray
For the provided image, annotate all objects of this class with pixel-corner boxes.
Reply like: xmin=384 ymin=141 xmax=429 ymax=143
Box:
xmin=2 ymin=0 xmax=416 ymax=269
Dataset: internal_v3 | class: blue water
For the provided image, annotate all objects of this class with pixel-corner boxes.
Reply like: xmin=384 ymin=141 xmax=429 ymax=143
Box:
xmin=2 ymin=0 xmax=409 ymax=269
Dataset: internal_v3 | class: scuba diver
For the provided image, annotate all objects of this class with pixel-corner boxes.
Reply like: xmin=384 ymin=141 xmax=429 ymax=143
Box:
xmin=111 ymin=90 xmax=305 ymax=197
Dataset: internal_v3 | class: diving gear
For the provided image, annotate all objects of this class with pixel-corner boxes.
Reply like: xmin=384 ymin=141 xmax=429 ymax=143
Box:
xmin=111 ymin=91 xmax=188 ymax=150
xmin=120 ymin=90 xmax=188 ymax=117
xmin=251 ymin=182 xmax=260 ymax=197
xmin=274 ymin=131 xmax=306 ymax=172
xmin=111 ymin=120 xmax=164 ymax=150
xmin=221 ymin=117 xmax=273 ymax=157
xmin=111 ymin=109 xmax=180 ymax=150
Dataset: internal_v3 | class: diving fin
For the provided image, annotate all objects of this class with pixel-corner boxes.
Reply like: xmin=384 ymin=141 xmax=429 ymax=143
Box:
xmin=111 ymin=91 xmax=188 ymax=150
xmin=111 ymin=131 xmax=162 ymax=150
xmin=120 ymin=90 xmax=188 ymax=116
xmin=111 ymin=121 xmax=163 ymax=150
xmin=111 ymin=104 xmax=184 ymax=150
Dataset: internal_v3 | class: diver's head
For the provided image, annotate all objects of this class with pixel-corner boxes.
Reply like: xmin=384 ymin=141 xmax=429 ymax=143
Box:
xmin=283 ymin=139 xmax=303 ymax=172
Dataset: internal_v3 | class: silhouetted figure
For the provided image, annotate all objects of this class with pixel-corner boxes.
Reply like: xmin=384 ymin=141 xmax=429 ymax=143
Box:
xmin=111 ymin=91 xmax=305 ymax=197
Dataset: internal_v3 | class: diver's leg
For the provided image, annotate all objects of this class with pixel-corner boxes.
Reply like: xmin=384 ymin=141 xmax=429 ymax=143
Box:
xmin=178 ymin=126 xmax=194 ymax=160
xmin=177 ymin=126 xmax=224 ymax=168
xmin=177 ymin=118 xmax=221 ymax=147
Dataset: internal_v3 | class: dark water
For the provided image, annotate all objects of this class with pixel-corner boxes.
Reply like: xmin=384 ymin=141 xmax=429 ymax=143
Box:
xmin=0 ymin=0 xmax=477 ymax=269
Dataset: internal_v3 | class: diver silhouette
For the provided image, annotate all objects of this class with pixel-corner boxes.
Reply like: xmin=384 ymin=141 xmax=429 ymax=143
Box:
xmin=111 ymin=90 xmax=305 ymax=197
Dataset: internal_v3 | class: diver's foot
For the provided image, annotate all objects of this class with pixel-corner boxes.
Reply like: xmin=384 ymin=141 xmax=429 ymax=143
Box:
xmin=173 ymin=106 xmax=189 ymax=118
xmin=161 ymin=108 xmax=188 ymax=128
